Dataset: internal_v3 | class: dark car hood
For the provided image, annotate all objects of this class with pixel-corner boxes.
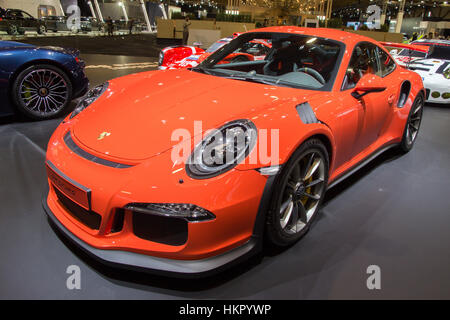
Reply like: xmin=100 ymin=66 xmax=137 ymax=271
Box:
xmin=0 ymin=41 xmax=35 ymax=50
xmin=0 ymin=41 xmax=79 ymax=57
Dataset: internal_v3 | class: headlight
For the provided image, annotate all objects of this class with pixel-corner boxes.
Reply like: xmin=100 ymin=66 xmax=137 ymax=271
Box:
xmin=125 ymin=203 xmax=215 ymax=222
xmin=444 ymin=67 xmax=450 ymax=79
xmin=70 ymin=82 xmax=109 ymax=119
xmin=186 ymin=120 xmax=257 ymax=179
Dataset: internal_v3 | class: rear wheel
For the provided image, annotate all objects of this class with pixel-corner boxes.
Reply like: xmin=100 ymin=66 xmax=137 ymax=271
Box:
xmin=399 ymin=93 xmax=424 ymax=153
xmin=265 ymin=139 xmax=329 ymax=247
xmin=12 ymin=64 xmax=72 ymax=120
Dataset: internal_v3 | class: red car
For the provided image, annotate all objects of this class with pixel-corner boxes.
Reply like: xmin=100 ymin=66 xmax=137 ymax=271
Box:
xmin=44 ymin=27 xmax=424 ymax=278
xmin=159 ymin=37 xmax=272 ymax=69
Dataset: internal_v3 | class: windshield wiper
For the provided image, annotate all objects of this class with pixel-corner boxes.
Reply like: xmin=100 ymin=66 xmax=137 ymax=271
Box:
xmin=224 ymin=74 xmax=303 ymax=89
xmin=190 ymin=66 xmax=213 ymax=75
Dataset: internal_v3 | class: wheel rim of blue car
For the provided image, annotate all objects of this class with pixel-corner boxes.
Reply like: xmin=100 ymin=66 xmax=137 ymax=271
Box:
xmin=19 ymin=69 xmax=69 ymax=116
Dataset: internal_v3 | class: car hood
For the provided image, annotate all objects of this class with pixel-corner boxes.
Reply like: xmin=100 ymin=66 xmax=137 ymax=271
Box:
xmin=72 ymin=69 xmax=317 ymax=161
xmin=409 ymin=58 xmax=450 ymax=75
xmin=0 ymin=41 xmax=35 ymax=50
xmin=0 ymin=41 xmax=79 ymax=56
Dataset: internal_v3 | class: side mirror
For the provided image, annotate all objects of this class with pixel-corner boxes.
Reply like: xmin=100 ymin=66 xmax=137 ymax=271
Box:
xmin=352 ymin=74 xmax=386 ymax=99
xmin=390 ymin=49 xmax=398 ymax=55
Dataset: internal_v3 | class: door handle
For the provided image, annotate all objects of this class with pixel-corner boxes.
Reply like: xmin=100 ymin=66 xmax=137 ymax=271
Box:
xmin=388 ymin=94 xmax=395 ymax=104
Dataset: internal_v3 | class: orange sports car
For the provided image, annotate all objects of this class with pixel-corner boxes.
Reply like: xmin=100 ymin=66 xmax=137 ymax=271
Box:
xmin=43 ymin=27 xmax=425 ymax=278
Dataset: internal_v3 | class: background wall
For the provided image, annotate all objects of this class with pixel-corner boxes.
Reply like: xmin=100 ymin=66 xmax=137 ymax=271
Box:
xmin=0 ymin=0 xmax=64 ymax=17
xmin=98 ymin=2 xmax=144 ymax=20
xmin=157 ymin=18 xmax=256 ymax=39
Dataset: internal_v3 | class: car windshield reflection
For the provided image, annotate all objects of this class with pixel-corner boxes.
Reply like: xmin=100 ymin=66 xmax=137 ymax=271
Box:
xmin=194 ymin=32 xmax=343 ymax=91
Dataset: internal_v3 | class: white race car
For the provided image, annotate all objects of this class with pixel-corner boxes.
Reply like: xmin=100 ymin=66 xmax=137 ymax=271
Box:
xmin=383 ymin=40 xmax=450 ymax=104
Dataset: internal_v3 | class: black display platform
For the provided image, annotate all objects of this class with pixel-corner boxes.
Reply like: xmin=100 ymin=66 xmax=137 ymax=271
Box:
xmin=1 ymin=54 xmax=449 ymax=299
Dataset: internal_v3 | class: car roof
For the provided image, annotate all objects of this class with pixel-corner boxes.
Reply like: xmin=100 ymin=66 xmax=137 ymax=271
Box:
xmin=247 ymin=26 xmax=373 ymax=45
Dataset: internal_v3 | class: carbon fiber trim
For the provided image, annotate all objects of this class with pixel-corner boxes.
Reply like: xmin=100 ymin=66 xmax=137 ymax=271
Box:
xmin=64 ymin=132 xmax=133 ymax=169
xmin=296 ymin=102 xmax=318 ymax=124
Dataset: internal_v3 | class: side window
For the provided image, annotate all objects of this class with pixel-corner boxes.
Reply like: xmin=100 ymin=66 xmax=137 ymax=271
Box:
xmin=342 ymin=42 xmax=380 ymax=90
xmin=377 ymin=47 xmax=396 ymax=77
xmin=11 ymin=10 xmax=24 ymax=19
xmin=22 ymin=11 xmax=34 ymax=19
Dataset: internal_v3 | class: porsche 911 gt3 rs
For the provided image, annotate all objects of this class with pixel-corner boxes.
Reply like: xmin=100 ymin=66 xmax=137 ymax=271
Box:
xmin=43 ymin=27 xmax=425 ymax=277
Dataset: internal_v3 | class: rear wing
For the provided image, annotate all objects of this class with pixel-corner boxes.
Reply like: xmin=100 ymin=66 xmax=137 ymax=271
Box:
xmin=379 ymin=42 xmax=430 ymax=54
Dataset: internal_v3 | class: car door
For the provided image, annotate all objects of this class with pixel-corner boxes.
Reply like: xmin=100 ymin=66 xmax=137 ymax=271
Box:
xmin=21 ymin=11 xmax=36 ymax=30
xmin=341 ymin=42 xmax=391 ymax=158
xmin=9 ymin=10 xmax=24 ymax=29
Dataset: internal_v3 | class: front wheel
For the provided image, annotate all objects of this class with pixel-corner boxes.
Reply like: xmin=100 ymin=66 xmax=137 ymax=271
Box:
xmin=399 ymin=93 xmax=424 ymax=153
xmin=265 ymin=138 xmax=329 ymax=247
xmin=11 ymin=64 xmax=73 ymax=120
xmin=7 ymin=24 xmax=18 ymax=35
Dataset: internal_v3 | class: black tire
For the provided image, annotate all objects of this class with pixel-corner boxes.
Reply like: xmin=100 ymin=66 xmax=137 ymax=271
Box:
xmin=399 ymin=93 xmax=424 ymax=153
xmin=11 ymin=64 xmax=73 ymax=120
xmin=265 ymin=138 xmax=329 ymax=247
xmin=7 ymin=24 xmax=18 ymax=35
xmin=37 ymin=24 xmax=47 ymax=34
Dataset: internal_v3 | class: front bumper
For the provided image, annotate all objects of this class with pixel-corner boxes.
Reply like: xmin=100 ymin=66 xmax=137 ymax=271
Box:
xmin=71 ymin=70 xmax=89 ymax=99
xmin=43 ymin=193 xmax=260 ymax=278
xmin=43 ymin=122 xmax=277 ymax=276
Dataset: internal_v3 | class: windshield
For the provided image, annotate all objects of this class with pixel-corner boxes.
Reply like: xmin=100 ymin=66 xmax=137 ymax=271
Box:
xmin=398 ymin=49 xmax=426 ymax=58
xmin=429 ymin=46 xmax=450 ymax=60
xmin=195 ymin=32 xmax=343 ymax=91
xmin=206 ymin=40 xmax=229 ymax=53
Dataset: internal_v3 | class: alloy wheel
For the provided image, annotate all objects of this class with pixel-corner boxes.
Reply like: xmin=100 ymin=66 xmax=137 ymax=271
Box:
xmin=19 ymin=69 xmax=69 ymax=117
xmin=278 ymin=150 xmax=326 ymax=234
xmin=8 ymin=25 xmax=18 ymax=35
xmin=405 ymin=95 xmax=424 ymax=146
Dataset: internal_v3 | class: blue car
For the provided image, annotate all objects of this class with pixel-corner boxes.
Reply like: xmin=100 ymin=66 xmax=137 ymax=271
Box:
xmin=0 ymin=41 xmax=89 ymax=120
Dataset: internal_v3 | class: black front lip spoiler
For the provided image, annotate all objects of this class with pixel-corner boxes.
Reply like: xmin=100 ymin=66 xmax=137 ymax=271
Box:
xmin=42 ymin=192 xmax=260 ymax=279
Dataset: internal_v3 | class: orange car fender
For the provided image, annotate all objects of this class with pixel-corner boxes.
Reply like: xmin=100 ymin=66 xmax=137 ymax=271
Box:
xmin=236 ymin=100 xmax=336 ymax=172
xmin=388 ymin=69 xmax=425 ymax=139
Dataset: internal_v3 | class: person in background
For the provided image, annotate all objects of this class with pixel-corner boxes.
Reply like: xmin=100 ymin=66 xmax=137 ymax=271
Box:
xmin=106 ymin=16 xmax=114 ymax=36
xmin=129 ymin=18 xmax=134 ymax=35
xmin=183 ymin=17 xmax=191 ymax=45
xmin=213 ymin=18 xmax=219 ymax=30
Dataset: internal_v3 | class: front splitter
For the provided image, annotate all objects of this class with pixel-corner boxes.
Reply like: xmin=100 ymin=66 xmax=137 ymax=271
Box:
xmin=42 ymin=191 xmax=260 ymax=279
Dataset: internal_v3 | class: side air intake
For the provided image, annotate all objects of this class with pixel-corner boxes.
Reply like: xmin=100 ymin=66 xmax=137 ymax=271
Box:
xmin=398 ymin=81 xmax=411 ymax=108
xmin=296 ymin=102 xmax=318 ymax=124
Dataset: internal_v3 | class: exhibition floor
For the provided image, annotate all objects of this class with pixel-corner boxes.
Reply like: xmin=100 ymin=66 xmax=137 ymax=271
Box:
xmin=1 ymin=54 xmax=450 ymax=299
